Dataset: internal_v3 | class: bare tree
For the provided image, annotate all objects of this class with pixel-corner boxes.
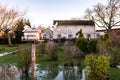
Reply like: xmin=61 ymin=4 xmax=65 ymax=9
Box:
xmin=0 ymin=5 xmax=24 ymax=46
xmin=84 ymin=0 xmax=120 ymax=33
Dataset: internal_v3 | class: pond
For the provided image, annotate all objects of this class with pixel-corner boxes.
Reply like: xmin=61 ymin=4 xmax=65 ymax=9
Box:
xmin=0 ymin=64 xmax=83 ymax=80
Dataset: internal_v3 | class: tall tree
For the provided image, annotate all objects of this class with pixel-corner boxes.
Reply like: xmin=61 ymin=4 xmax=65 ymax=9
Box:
xmin=0 ymin=5 xmax=24 ymax=46
xmin=76 ymin=29 xmax=84 ymax=38
xmin=14 ymin=18 xmax=31 ymax=43
xmin=84 ymin=0 xmax=120 ymax=33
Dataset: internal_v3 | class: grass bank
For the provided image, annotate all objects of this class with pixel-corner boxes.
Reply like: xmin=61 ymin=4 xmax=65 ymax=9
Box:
xmin=108 ymin=68 xmax=120 ymax=80
xmin=0 ymin=45 xmax=19 ymax=53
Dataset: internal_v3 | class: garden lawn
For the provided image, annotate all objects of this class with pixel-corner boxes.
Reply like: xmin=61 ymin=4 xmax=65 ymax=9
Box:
xmin=108 ymin=68 xmax=120 ymax=80
xmin=0 ymin=53 xmax=18 ymax=65
xmin=0 ymin=45 xmax=19 ymax=53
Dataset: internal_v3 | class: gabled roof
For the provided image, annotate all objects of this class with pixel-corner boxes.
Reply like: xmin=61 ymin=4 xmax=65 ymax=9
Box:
xmin=53 ymin=20 xmax=95 ymax=26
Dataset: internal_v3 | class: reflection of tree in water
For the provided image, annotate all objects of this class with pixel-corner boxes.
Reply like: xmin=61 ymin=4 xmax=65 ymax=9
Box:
xmin=63 ymin=66 xmax=81 ymax=80
xmin=37 ymin=64 xmax=59 ymax=80
xmin=0 ymin=64 xmax=21 ymax=80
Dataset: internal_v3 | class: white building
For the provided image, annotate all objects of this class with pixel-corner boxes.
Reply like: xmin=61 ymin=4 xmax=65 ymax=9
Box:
xmin=53 ymin=20 xmax=96 ymax=40
xmin=41 ymin=28 xmax=53 ymax=39
xmin=22 ymin=25 xmax=40 ymax=41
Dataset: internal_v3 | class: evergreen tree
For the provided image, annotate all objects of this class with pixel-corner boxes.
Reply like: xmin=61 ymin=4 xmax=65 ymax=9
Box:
xmin=76 ymin=29 xmax=84 ymax=38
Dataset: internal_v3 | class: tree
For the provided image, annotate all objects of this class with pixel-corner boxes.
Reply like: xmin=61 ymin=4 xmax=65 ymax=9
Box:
xmin=84 ymin=0 xmax=120 ymax=33
xmin=14 ymin=18 xmax=31 ymax=43
xmin=0 ymin=5 xmax=24 ymax=46
xmin=76 ymin=29 xmax=84 ymax=38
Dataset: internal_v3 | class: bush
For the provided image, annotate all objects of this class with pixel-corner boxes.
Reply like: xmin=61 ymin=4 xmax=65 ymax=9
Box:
xmin=46 ymin=41 xmax=58 ymax=60
xmin=0 ymin=38 xmax=8 ymax=44
xmin=97 ymin=40 xmax=108 ymax=54
xmin=43 ymin=38 xmax=48 ymax=43
xmin=106 ymin=38 xmax=120 ymax=67
xmin=64 ymin=40 xmax=73 ymax=46
xmin=75 ymin=38 xmax=88 ymax=53
xmin=102 ymin=32 xmax=109 ymax=41
xmin=88 ymin=39 xmax=98 ymax=53
xmin=97 ymin=38 xmax=120 ymax=67
xmin=84 ymin=54 xmax=110 ymax=80
xmin=60 ymin=37 xmax=66 ymax=43
xmin=110 ymin=47 xmax=120 ymax=67
xmin=37 ymin=43 xmax=46 ymax=56
xmin=17 ymin=44 xmax=31 ymax=79
xmin=63 ymin=41 xmax=84 ymax=65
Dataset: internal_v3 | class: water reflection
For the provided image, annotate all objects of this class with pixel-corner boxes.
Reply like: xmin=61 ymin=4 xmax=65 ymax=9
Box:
xmin=37 ymin=64 xmax=82 ymax=80
xmin=0 ymin=64 xmax=21 ymax=80
xmin=0 ymin=64 xmax=82 ymax=80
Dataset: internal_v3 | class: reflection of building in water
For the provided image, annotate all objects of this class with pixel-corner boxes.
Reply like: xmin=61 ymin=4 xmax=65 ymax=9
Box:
xmin=0 ymin=65 xmax=22 ymax=80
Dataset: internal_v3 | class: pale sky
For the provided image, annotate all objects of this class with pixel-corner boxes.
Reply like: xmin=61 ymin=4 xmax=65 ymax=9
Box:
xmin=1 ymin=0 xmax=107 ymax=27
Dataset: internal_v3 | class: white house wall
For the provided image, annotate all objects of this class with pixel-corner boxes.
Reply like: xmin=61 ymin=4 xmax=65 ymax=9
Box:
xmin=42 ymin=29 xmax=53 ymax=39
xmin=53 ymin=25 xmax=95 ymax=39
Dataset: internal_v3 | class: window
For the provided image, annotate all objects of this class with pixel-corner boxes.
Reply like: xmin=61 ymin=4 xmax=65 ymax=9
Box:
xmin=68 ymin=34 xmax=72 ymax=39
xmin=43 ymin=34 xmax=46 ymax=38
xmin=57 ymin=34 xmax=61 ymax=38
xmin=97 ymin=34 xmax=100 ymax=38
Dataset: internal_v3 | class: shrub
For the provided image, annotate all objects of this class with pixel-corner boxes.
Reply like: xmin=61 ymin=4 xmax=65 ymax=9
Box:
xmin=106 ymin=38 xmax=120 ymax=67
xmin=76 ymin=29 xmax=84 ymax=38
xmin=46 ymin=41 xmax=58 ymax=60
xmin=60 ymin=37 xmax=66 ymax=43
xmin=88 ymin=39 xmax=98 ymax=53
xmin=43 ymin=38 xmax=48 ymax=43
xmin=63 ymin=41 xmax=84 ymax=65
xmin=17 ymin=44 xmax=31 ymax=79
xmin=110 ymin=47 xmax=120 ymax=67
xmin=97 ymin=40 xmax=108 ymax=54
xmin=37 ymin=43 xmax=46 ymax=56
xmin=102 ymin=32 xmax=109 ymax=41
xmin=84 ymin=54 xmax=110 ymax=80
xmin=64 ymin=40 xmax=73 ymax=46
xmin=97 ymin=38 xmax=120 ymax=67
xmin=75 ymin=38 xmax=88 ymax=53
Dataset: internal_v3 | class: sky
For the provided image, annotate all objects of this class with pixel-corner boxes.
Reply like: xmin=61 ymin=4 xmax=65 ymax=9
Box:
xmin=1 ymin=0 xmax=107 ymax=27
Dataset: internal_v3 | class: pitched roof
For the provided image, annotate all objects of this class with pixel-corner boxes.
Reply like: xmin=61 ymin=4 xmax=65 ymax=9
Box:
xmin=53 ymin=20 xmax=95 ymax=26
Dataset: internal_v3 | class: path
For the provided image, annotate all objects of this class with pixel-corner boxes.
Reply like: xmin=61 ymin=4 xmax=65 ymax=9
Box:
xmin=0 ymin=50 xmax=19 ymax=57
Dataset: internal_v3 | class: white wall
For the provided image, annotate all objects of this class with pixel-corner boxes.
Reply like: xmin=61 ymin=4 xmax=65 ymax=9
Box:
xmin=53 ymin=25 xmax=95 ymax=39
xmin=42 ymin=29 xmax=53 ymax=39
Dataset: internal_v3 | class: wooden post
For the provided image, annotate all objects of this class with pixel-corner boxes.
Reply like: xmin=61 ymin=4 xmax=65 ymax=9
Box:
xmin=31 ymin=41 xmax=36 ymax=80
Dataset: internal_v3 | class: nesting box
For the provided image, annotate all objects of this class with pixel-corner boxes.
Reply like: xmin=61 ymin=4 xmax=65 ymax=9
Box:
xmin=22 ymin=25 xmax=40 ymax=41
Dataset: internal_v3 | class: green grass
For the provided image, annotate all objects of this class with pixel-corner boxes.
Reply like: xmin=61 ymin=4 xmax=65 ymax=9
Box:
xmin=0 ymin=53 xmax=18 ymax=64
xmin=0 ymin=45 xmax=19 ymax=53
xmin=36 ymin=44 xmax=64 ymax=65
xmin=108 ymin=68 xmax=120 ymax=80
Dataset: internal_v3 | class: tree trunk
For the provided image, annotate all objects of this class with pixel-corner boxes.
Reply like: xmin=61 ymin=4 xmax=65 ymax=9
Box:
xmin=7 ymin=32 xmax=13 ymax=46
